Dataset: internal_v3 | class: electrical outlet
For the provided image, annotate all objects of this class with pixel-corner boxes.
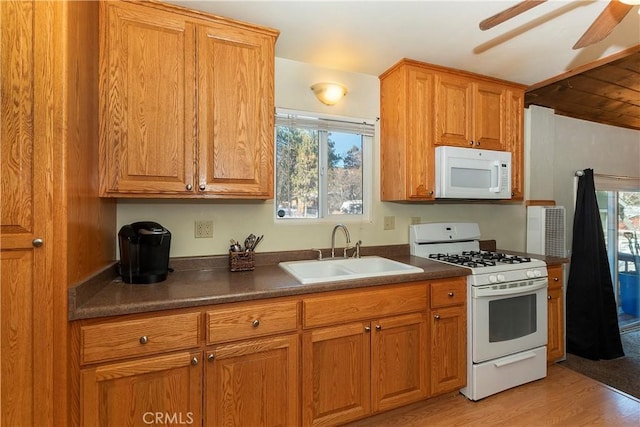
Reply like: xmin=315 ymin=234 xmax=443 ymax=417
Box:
xmin=383 ymin=216 xmax=395 ymax=230
xmin=411 ymin=216 xmax=421 ymax=225
xmin=195 ymin=220 xmax=213 ymax=238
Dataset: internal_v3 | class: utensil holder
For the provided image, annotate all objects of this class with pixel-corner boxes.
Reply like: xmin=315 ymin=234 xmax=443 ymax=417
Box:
xmin=229 ymin=251 xmax=255 ymax=272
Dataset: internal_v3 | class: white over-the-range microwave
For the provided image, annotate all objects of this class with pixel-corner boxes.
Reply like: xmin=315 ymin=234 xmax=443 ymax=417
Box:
xmin=435 ymin=146 xmax=511 ymax=199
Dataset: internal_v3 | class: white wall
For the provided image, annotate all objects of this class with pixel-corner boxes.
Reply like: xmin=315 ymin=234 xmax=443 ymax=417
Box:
xmin=116 ymin=58 xmax=529 ymax=258
xmin=527 ymin=105 xmax=640 ymax=255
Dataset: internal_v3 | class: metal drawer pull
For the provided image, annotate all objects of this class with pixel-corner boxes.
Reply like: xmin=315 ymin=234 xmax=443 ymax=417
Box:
xmin=139 ymin=336 xmax=148 ymax=344
xmin=434 ymin=314 xmax=441 ymax=320
xmin=32 ymin=238 xmax=44 ymax=247
xmin=553 ymin=277 xmax=559 ymax=281
xmin=208 ymin=353 xmax=215 ymax=362
xmin=548 ymin=295 xmax=552 ymax=300
xmin=448 ymin=292 xmax=454 ymax=297
xmin=364 ymin=326 xmax=371 ymax=332
xmin=252 ymin=319 xmax=260 ymax=328
xmin=191 ymin=357 xmax=198 ymax=366
xmin=375 ymin=324 xmax=382 ymax=331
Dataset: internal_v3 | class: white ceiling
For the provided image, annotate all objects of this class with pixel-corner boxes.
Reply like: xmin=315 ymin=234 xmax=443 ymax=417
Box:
xmin=168 ymin=0 xmax=640 ymax=86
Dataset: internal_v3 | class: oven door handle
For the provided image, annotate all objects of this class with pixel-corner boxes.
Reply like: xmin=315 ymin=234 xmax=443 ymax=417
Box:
xmin=473 ymin=278 xmax=547 ymax=298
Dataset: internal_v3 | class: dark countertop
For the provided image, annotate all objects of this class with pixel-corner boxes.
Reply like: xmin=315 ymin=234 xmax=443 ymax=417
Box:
xmin=68 ymin=244 xmax=568 ymax=321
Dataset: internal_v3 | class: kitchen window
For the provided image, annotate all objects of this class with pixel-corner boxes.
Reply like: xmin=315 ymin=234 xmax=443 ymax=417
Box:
xmin=274 ymin=108 xmax=374 ymax=222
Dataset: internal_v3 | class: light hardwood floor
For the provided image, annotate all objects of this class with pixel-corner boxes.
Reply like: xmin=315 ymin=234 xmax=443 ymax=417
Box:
xmin=346 ymin=365 xmax=640 ymax=426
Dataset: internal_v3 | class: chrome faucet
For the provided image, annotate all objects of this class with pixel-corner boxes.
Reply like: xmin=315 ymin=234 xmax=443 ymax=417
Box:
xmin=331 ymin=224 xmax=351 ymax=258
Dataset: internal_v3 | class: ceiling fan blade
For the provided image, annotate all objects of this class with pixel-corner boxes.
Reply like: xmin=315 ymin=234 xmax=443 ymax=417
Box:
xmin=479 ymin=0 xmax=547 ymax=31
xmin=573 ymin=1 xmax=633 ymax=49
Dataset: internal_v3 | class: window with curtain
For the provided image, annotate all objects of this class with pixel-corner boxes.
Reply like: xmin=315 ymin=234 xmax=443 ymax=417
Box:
xmin=274 ymin=108 xmax=374 ymax=222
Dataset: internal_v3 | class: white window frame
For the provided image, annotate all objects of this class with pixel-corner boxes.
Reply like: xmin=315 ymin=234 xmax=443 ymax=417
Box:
xmin=274 ymin=108 xmax=375 ymax=224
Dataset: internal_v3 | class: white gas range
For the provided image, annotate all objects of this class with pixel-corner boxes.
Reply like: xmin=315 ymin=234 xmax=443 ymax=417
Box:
xmin=410 ymin=223 xmax=549 ymax=401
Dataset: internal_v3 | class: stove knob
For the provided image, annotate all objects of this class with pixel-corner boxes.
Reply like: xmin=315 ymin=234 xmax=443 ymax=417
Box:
xmin=497 ymin=274 xmax=506 ymax=282
xmin=489 ymin=275 xmax=498 ymax=283
xmin=534 ymin=270 xmax=542 ymax=277
xmin=526 ymin=270 xmax=535 ymax=278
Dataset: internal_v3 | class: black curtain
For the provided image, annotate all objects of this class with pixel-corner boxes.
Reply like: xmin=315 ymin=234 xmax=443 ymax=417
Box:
xmin=566 ymin=168 xmax=624 ymax=360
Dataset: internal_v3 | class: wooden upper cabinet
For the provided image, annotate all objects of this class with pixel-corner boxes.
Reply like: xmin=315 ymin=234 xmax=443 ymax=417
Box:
xmin=473 ymin=82 xmax=507 ymax=151
xmin=434 ymin=74 xmax=473 ymax=148
xmin=99 ymin=0 xmax=278 ymax=198
xmin=380 ymin=59 xmax=525 ymax=202
xmin=196 ymin=23 xmax=275 ymax=198
xmin=99 ymin=1 xmax=195 ymax=195
xmin=380 ymin=64 xmax=436 ymax=201
xmin=507 ymin=90 xmax=525 ymax=199
xmin=435 ymin=75 xmax=506 ymax=151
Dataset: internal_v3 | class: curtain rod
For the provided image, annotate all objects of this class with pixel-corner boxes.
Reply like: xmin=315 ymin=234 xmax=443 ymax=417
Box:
xmin=575 ymin=170 xmax=639 ymax=180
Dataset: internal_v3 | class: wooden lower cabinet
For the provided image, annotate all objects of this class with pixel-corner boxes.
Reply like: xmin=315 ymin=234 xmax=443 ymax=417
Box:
xmin=302 ymin=313 xmax=427 ymax=426
xmin=430 ymin=306 xmax=466 ymax=394
xmin=81 ymin=351 xmax=203 ymax=426
xmin=372 ymin=313 xmax=428 ymax=412
xmin=75 ymin=280 xmax=467 ymax=427
xmin=205 ymin=334 xmax=299 ymax=426
xmin=547 ymin=265 xmax=565 ymax=363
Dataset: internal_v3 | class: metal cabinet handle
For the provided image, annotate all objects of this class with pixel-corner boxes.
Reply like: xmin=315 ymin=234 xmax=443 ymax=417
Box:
xmin=208 ymin=353 xmax=215 ymax=362
xmin=469 ymin=141 xmax=474 ymax=146
xmin=199 ymin=184 xmax=206 ymax=191
xmin=434 ymin=314 xmax=441 ymax=320
xmin=375 ymin=324 xmax=382 ymax=331
xmin=548 ymin=295 xmax=552 ymax=300
xmin=476 ymin=141 xmax=481 ymax=146
xmin=139 ymin=336 xmax=148 ymax=344
xmin=364 ymin=326 xmax=371 ymax=332
xmin=186 ymin=184 xmax=193 ymax=191
xmin=191 ymin=357 xmax=199 ymax=366
xmin=553 ymin=277 xmax=559 ymax=281
xmin=448 ymin=292 xmax=454 ymax=297
xmin=32 ymin=238 xmax=43 ymax=248
xmin=252 ymin=319 xmax=260 ymax=328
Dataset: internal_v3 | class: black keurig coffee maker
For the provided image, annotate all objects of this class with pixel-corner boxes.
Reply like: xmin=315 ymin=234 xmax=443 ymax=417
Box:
xmin=118 ymin=221 xmax=171 ymax=284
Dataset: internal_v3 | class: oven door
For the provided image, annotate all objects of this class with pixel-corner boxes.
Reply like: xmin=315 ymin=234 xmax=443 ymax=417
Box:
xmin=471 ymin=278 xmax=547 ymax=363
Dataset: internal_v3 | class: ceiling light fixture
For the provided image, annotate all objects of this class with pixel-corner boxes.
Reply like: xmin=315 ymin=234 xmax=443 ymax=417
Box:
xmin=310 ymin=82 xmax=348 ymax=106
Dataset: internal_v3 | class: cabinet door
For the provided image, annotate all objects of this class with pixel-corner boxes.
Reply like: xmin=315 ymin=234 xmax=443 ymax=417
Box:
xmin=205 ymin=334 xmax=299 ymax=427
xmin=372 ymin=313 xmax=427 ymax=412
xmin=430 ymin=306 xmax=467 ymax=395
xmin=473 ymin=82 xmax=507 ymax=150
xmin=407 ymin=67 xmax=436 ymax=199
xmin=547 ymin=265 xmax=564 ymax=363
xmin=302 ymin=322 xmax=371 ymax=426
xmin=547 ymin=286 xmax=564 ymax=363
xmin=197 ymin=24 xmax=275 ymax=198
xmin=99 ymin=1 xmax=196 ymax=195
xmin=1 ymin=1 xmax=53 ymax=424
xmin=81 ymin=351 xmax=203 ymax=427
xmin=434 ymin=74 xmax=473 ymax=147
xmin=507 ymin=89 xmax=524 ymax=199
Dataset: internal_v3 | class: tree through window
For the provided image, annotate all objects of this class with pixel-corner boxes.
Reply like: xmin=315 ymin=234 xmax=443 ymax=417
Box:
xmin=274 ymin=110 xmax=373 ymax=221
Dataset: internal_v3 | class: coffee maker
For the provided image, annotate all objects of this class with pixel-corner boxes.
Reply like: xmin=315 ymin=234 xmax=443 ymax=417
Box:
xmin=118 ymin=221 xmax=171 ymax=284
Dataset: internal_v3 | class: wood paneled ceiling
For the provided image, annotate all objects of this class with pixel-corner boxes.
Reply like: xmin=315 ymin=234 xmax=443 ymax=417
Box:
xmin=525 ymin=47 xmax=640 ymax=131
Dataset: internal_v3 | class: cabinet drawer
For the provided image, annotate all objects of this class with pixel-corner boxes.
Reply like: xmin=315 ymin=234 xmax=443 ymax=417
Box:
xmin=547 ymin=265 xmax=563 ymax=290
xmin=206 ymin=300 xmax=299 ymax=344
xmin=81 ymin=312 xmax=201 ymax=364
xmin=430 ymin=278 xmax=466 ymax=308
xmin=303 ymin=283 xmax=427 ymax=328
